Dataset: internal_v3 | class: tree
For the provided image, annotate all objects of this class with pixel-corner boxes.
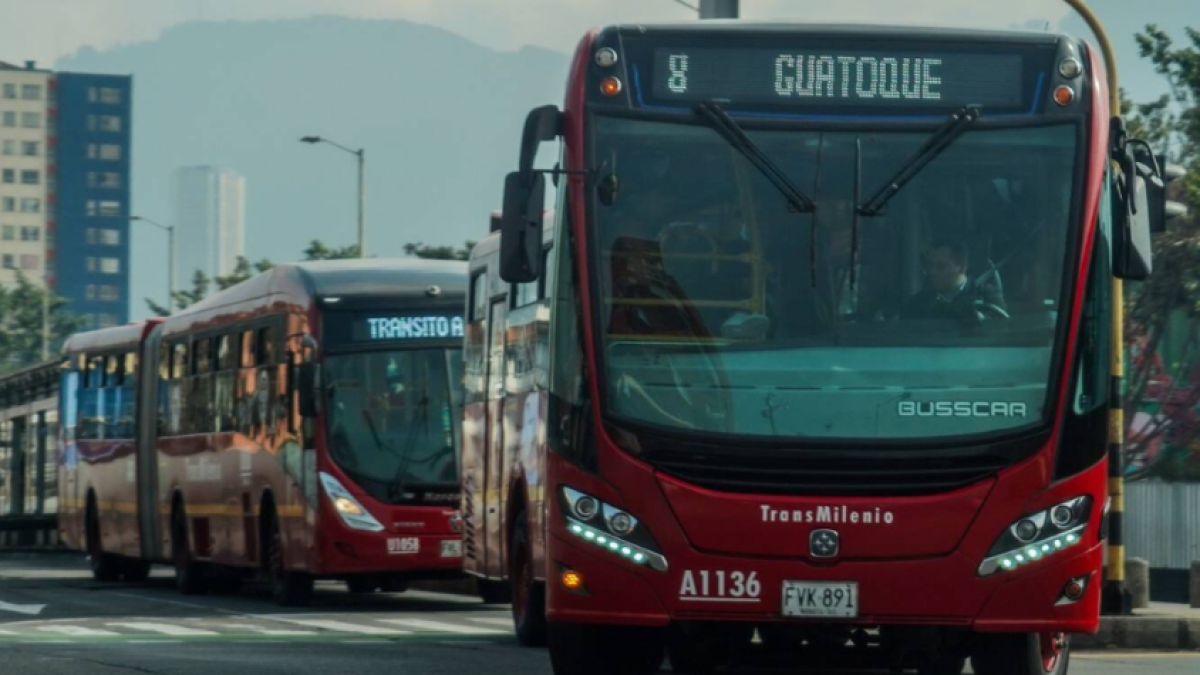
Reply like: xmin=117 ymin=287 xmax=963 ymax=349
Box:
xmin=403 ymin=240 xmax=476 ymax=261
xmin=303 ymin=240 xmax=360 ymax=260
xmin=0 ymin=272 xmax=86 ymax=373
xmin=144 ymin=240 xmax=362 ymax=315
xmin=1122 ymin=25 xmax=1200 ymax=481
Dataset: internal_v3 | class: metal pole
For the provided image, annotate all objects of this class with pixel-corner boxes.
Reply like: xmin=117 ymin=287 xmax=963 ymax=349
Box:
xmin=357 ymin=149 xmax=366 ymax=258
xmin=167 ymin=225 xmax=177 ymax=312
xmin=699 ymin=0 xmax=738 ymax=19
xmin=1062 ymin=0 xmax=1131 ymax=616
xmin=41 ymin=278 xmax=49 ymax=361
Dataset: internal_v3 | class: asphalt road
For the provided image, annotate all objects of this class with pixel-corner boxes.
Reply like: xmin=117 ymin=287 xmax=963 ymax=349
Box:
xmin=0 ymin=553 xmax=1195 ymax=675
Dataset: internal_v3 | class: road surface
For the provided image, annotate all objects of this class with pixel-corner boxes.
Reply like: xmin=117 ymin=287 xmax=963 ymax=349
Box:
xmin=0 ymin=553 xmax=1194 ymax=674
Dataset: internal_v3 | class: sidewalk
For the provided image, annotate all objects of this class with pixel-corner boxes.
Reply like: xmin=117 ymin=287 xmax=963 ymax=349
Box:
xmin=1075 ymin=602 xmax=1200 ymax=650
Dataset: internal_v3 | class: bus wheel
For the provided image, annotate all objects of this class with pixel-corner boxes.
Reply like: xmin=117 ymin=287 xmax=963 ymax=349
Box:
xmin=121 ymin=559 xmax=152 ymax=583
xmin=478 ymin=579 xmax=511 ymax=605
xmin=86 ymin=503 xmax=122 ymax=582
xmin=548 ymin=622 xmax=664 ymax=675
xmin=972 ymin=632 xmax=1070 ymax=675
xmin=346 ymin=578 xmax=378 ymax=594
xmin=510 ymin=511 xmax=547 ymax=647
xmin=172 ymin=510 xmax=208 ymax=595
xmin=667 ymin=622 xmax=754 ymax=674
xmin=268 ymin=513 xmax=312 ymax=606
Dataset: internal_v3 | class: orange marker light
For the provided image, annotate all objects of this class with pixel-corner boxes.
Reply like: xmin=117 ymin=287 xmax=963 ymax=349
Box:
xmin=600 ymin=77 xmax=623 ymax=97
xmin=1053 ymin=85 xmax=1075 ymax=106
xmin=562 ymin=570 xmax=585 ymax=591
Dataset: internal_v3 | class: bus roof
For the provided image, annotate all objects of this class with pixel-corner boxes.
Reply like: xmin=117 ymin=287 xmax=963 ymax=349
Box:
xmin=62 ymin=319 xmax=161 ymax=356
xmin=603 ymin=22 xmax=1066 ymax=45
xmin=164 ymin=258 xmax=469 ymax=326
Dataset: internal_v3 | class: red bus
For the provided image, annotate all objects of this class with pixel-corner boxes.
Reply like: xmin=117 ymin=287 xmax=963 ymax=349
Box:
xmin=60 ymin=259 xmax=468 ymax=604
xmin=475 ymin=23 xmax=1166 ymax=675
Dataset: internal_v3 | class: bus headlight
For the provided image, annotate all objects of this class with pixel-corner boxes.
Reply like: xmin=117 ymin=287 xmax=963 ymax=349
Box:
xmin=560 ymin=486 xmax=667 ymax=572
xmin=319 ymin=472 xmax=385 ymax=532
xmin=979 ymin=496 xmax=1091 ymax=576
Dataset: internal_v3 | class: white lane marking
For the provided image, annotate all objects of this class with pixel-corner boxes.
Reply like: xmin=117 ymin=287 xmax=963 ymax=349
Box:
xmin=38 ymin=626 xmax=120 ymax=637
xmin=107 ymin=622 xmax=218 ymax=636
xmin=219 ymin=624 xmax=316 ymax=636
xmin=0 ymin=600 xmax=46 ymax=616
xmin=467 ymin=617 xmax=515 ymax=628
xmin=378 ymin=619 xmax=506 ymax=635
xmin=274 ymin=619 xmax=409 ymax=636
xmin=127 ymin=640 xmax=182 ymax=644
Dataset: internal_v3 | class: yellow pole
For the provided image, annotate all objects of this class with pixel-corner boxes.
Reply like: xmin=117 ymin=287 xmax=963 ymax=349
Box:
xmin=1062 ymin=0 xmax=1130 ymax=615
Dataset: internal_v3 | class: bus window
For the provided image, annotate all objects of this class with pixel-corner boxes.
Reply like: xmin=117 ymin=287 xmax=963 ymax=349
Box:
xmin=194 ymin=338 xmax=212 ymax=375
xmin=217 ymin=335 xmax=236 ymax=371
xmin=241 ymin=330 xmax=257 ymax=368
xmin=171 ymin=342 xmax=188 ymax=380
xmin=257 ymin=327 xmax=276 ymax=366
xmin=471 ymin=272 xmax=488 ymax=322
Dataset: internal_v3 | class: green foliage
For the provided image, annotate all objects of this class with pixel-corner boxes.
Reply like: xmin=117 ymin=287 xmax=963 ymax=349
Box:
xmin=403 ymin=241 xmax=476 ymax=261
xmin=0 ymin=272 xmax=86 ymax=374
xmin=1124 ymin=25 xmax=1200 ymax=478
xmin=303 ymin=240 xmax=360 ymax=260
xmin=144 ymin=240 xmax=362 ymax=315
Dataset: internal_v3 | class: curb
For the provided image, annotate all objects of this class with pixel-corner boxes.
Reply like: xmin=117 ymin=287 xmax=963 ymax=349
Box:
xmin=1074 ymin=617 xmax=1200 ymax=650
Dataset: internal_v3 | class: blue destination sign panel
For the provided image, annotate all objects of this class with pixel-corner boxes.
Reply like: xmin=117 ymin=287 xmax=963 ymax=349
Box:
xmin=646 ymin=47 xmax=1030 ymax=112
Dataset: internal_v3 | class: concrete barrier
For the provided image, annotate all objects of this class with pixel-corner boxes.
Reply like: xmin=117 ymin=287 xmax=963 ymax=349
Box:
xmin=1192 ymin=561 xmax=1200 ymax=609
xmin=1127 ymin=558 xmax=1151 ymax=609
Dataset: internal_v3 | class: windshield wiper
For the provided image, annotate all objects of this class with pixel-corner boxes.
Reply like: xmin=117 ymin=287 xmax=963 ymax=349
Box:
xmin=857 ymin=106 xmax=981 ymax=217
xmin=694 ymin=101 xmax=816 ymax=214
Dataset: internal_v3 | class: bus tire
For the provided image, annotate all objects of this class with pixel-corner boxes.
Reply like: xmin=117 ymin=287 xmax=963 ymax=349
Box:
xmin=268 ymin=512 xmax=312 ymax=606
xmin=172 ymin=509 xmax=208 ymax=595
xmin=548 ymin=622 xmax=664 ymax=675
xmin=510 ymin=510 xmax=547 ymax=647
xmin=972 ymin=632 xmax=1070 ymax=675
xmin=121 ymin=558 xmax=152 ymax=583
xmin=85 ymin=500 xmax=122 ymax=583
xmin=346 ymin=578 xmax=378 ymax=594
xmin=478 ymin=579 xmax=511 ymax=605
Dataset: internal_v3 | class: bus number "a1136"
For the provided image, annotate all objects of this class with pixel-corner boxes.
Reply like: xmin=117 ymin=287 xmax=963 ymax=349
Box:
xmin=679 ymin=569 xmax=762 ymax=602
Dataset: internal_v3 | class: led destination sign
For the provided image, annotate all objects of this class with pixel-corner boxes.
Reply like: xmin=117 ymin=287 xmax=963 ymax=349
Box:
xmin=354 ymin=315 xmax=465 ymax=342
xmin=649 ymin=48 xmax=1028 ymax=111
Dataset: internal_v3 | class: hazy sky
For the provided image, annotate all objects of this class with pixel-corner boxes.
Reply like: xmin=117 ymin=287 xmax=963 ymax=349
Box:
xmin=1 ymin=0 xmax=1085 ymax=66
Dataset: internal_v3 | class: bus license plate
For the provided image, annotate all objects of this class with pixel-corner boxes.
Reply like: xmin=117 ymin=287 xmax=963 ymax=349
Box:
xmin=781 ymin=581 xmax=858 ymax=618
xmin=440 ymin=540 xmax=463 ymax=558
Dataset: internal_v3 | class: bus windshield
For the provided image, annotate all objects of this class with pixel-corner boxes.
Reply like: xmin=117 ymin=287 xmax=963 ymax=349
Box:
xmin=324 ymin=348 xmax=463 ymax=498
xmin=592 ymin=115 xmax=1079 ymax=441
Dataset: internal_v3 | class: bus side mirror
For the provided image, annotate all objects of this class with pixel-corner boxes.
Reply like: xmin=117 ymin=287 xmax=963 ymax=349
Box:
xmin=297 ymin=362 xmax=319 ymax=418
xmin=1112 ymin=168 xmax=1153 ymax=281
xmin=500 ymin=171 xmax=545 ymax=283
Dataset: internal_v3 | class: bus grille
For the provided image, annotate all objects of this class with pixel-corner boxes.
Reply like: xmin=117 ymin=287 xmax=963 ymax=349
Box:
xmin=648 ymin=451 xmax=1010 ymax=497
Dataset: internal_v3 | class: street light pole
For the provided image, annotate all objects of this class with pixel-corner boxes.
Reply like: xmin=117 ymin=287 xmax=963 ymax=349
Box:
xmin=301 ymin=136 xmax=367 ymax=258
xmin=130 ymin=216 xmax=176 ymax=313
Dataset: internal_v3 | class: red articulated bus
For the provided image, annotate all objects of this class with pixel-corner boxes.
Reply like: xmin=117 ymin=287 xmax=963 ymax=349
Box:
xmin=472 ymin=22 xmax=1167 ymax=675
xmin=60 ymin=259 xmax=468 ymax=605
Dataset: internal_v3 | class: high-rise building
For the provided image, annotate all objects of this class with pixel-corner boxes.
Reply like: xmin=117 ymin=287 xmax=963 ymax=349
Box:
xmin=0 ymin=62 xmax=132 ymax=331
xmin=0 ymin=62 xmax=53 ymax=293
xmin=55 ymin=73 xmax=133 ymax=329
xmin=173 ymin=166 xmax=245 ymax=283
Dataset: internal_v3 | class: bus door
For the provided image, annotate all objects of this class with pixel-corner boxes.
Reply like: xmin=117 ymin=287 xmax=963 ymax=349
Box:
xmin=136 ymin=325 xmax=164 ymax=560
xmin=484 ymin=297 xmax=508 ymax=579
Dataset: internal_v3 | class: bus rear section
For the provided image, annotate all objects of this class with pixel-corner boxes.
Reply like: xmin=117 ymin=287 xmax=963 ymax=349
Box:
xmin=59 ymin=320 xmax=161 ymax=582
xmin=482 ymin=22 xmax=1165 ymax=675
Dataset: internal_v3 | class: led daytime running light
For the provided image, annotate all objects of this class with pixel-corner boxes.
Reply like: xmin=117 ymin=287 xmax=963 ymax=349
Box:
xmin=979 ymin=524 xmax=1086 ymax=576
xmin=566 ymin=517 xmax=667 ymax=572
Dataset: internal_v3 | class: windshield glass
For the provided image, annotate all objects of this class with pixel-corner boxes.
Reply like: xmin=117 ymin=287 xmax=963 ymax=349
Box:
xmin=325 ymin=349 xmax=462 ymax=491
xmin=592 ymin=115 xmax=1078 ymax=440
